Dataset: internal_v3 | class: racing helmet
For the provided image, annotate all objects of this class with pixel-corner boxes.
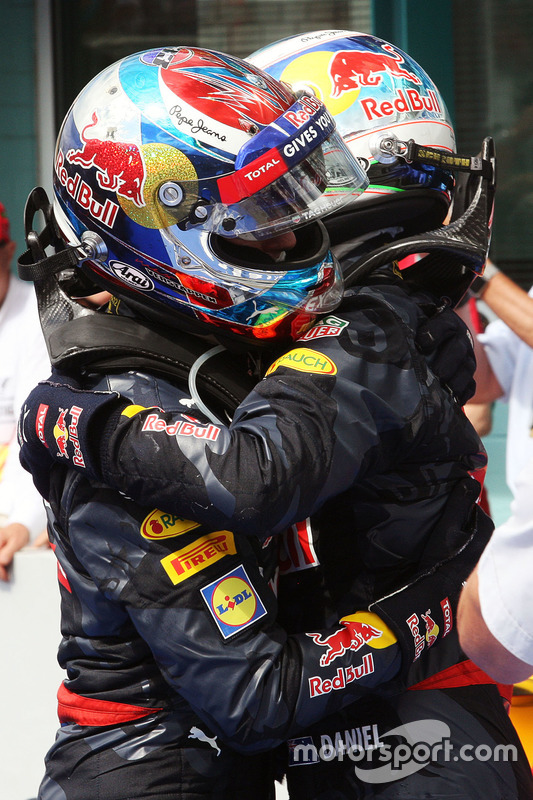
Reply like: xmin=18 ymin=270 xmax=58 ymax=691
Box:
xmin=40 ymin=46 xmax=369 ymax=343
xmin=248 ymin=31 xmax=495 ymax=304
xmin=248 ymin=30 xmax=456 ymax=241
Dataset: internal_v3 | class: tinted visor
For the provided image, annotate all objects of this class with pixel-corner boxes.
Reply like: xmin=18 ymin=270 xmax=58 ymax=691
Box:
xmin=163 ymin=98 xmax=369 ymax=239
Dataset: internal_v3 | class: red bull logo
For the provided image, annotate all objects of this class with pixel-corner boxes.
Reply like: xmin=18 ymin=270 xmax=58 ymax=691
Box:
xmin=140 ymin=412 xmax=221 ymax=442
xmin=307 ymin=619 xmax=383 ymax=667
xmin=51 ymin=405 xmax=86 ymax=466
xmin=308 ymin=654 xmax=375 ymax=698
xmin=406 ymin=612 xmax=425 ymax=660
xmin=329 ymin=43 xmax=421 ymax=98
xmin=53 ymin=408 xmax=69 ymax=458
xmin=66 ymin=112 xmax=146 ymax=208
xmin=421 ymin=609 xmax=440 ymax=648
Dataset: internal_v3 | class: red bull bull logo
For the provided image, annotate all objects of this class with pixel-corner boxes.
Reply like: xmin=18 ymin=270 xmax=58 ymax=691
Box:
xmin=53 ymin=408 xmax=69 ymax=458
xmin=421 ymin=609 xmax=440 ymax=648
xmin=66 ymin=111 xmax=146 ymax=208
xmin=307 ymin=619 xmax=383 ymax=667
xmin=52 ymin=405 xmax=86 ymax=466
xmin=329 ymin=43 xmax=421 ymax=98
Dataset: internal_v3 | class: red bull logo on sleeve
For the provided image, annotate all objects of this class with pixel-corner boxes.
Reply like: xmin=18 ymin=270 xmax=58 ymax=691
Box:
xmin=201 ymin=565 xmax=267 ymax=639
xmin=406 ymin=612 xmax=426 ymax=660
xmin=421 ymin=609 xmax=440 ymax=648
xmin=406 ymin=607 xmax=441 ymax=659
xmin=140 ymin=412 xmax=221 ymax=442
xmin=53 ymin=408 xmax=70 ymax=459
xmin=52 ymin=406 xmax=86 ymax=467
xmin=307 ymin=615 xmax=389 ymax=667
xmin=308 ymin=654 xmax=375 ymax=698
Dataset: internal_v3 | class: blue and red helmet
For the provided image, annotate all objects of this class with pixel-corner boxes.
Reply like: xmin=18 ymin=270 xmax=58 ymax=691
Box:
xmin=248 ymin=30 xmax=456 ymax=241
xmin=51 ymin=46 xmax=368 ymax=342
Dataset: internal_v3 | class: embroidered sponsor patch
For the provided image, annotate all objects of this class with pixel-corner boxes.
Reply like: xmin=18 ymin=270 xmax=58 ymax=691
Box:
xmin=306 ymin=612 xmax=394 ymax=668
xmin=297 ymin=315 xmax=349 ymax=342
xmin=201 ymin=564 xmax=267 ymax=639
xmin=141 ymin=509 xmax=201 ymax=540
xmin=440 ymin=597 xmax=453 ymax=637
xmin=406 ymin=612 xmax=425 ymax=659
xmin=141 ymin=412 xmax=221 ymax=441
xmin=52 ymin=405 xmax=85 ymax=466
xmin=421 ymin=609 xmax=440 ymax=648
xmin=36 ymin=403 xmax=49 ymax=448
xmin=308 ymin=655 xmax=375 ymax=698
xmin=161 ymin=531 xmax=236 ymax=584
xmin=265 ymin=347 xmax=337 ymax=376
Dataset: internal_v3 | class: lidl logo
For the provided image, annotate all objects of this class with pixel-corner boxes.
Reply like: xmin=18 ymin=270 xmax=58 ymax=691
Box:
xmin=141 ymin=509 xmax=201 ymax=540
xmin=161 ymin=531 xmax=236 ymax=584
xmin=265 ymin=348 xmax=337 ymax=377
xmin=201 ymin=564 xmax=267 ymax=639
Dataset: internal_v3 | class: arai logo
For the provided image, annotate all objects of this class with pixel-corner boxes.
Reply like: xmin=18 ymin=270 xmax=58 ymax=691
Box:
xmin=109 ymin=261 xmax=154 ymax=291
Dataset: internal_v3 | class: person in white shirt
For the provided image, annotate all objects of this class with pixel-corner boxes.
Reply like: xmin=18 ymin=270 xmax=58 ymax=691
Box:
xmin=458 ymin=455 xmax=533 ymax=684
xmin=457 ymin=263 xmax=533 ymax=498
xmin=458 ymin=265 xmax=533 ymax=682
xmin=0 ymin=201 xmax=50 ymax=580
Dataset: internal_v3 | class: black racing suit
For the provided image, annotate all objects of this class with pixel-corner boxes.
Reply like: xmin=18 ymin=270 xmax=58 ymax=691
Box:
xmin=20 ymin=267 xmax=533 ymax=798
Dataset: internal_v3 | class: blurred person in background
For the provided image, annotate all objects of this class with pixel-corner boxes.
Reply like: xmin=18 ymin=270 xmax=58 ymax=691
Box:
xmin=0 ymin=201 xmax=49 ymax=580
xmin=456 ymin=261 xmax=533 ymax=769
xmin=459 ymin=453 xmax=533 ymax=685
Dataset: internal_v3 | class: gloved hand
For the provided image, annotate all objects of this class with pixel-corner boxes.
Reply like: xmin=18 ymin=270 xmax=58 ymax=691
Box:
xmin=17 ymin=368 xmax=122 ymax=499
xmin=368 ymin=478 xmax=493 ymax=688
xmin=416 ymin=304 xmax=476 ymax=406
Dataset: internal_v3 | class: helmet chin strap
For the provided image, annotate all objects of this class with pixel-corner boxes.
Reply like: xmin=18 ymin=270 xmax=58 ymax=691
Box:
xmin=343 ymin=137 xmax=496 ymax=307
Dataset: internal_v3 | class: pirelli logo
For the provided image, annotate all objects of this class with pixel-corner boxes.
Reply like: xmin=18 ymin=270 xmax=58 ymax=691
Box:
xmin=161 ymin=531 xmax=236 ymax=584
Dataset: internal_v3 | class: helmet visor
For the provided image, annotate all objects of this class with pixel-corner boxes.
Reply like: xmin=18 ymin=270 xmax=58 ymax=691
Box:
xmin=213 ymin=129 xmax=368 ymax=239
xmin=161 ymin=97 xmax=369 ymax=239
